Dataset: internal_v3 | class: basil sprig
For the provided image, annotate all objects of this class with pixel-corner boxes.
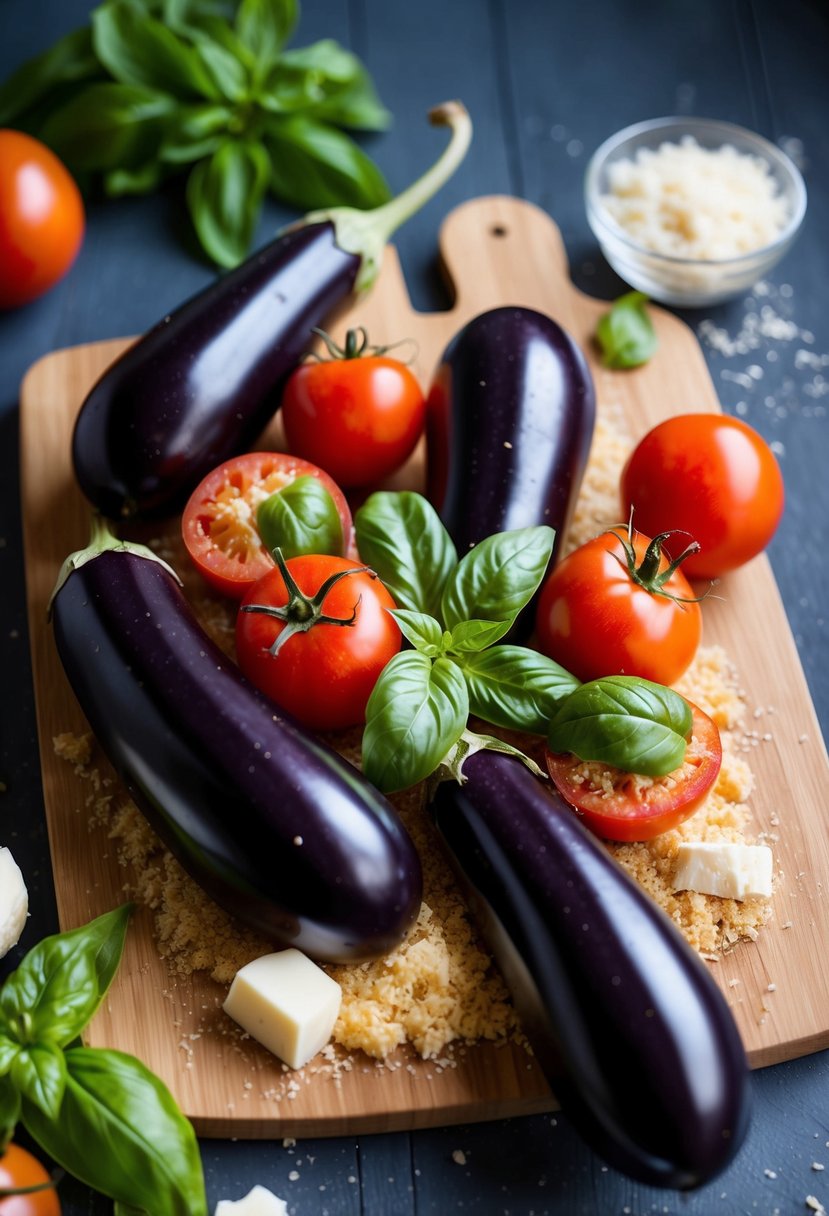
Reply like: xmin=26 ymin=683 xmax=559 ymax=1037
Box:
xmin=0 ymin=906 xmax=207 ymax=1215
xmin=355 ymin=492 xmax=578 ymax=792
xmin=0 ymin=0 xmax=391 ymax=267
xmin=547 ymin=675 xmax=693 ymax=776
xmin=595 ymin=291 xmax=658 ymax=369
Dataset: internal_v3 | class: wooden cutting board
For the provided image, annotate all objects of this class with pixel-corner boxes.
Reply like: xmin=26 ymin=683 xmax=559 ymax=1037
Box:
xmin=20 ymin=196 xmax=829 ymax=1139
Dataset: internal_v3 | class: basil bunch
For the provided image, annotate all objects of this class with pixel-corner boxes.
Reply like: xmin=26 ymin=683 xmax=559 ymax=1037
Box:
xmin=0 ymin=906 xmax=207 ymax=1215
xmin=595 ymin=291 xmax=658 ymax=369
xmin=0 ymin=0 xmax=391 ymax=267
xmin=354 ymin=492 xmax=580 ymax=792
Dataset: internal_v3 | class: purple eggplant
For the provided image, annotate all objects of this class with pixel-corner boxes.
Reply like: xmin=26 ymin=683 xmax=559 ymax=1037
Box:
xmin=72 ymin=102 xmax=472 ymax=521
xmin=430 ymin=750 xmax=751 ymax=1188
xmin=426 ymin=306 xmax=595 ymax=636
xmin=50 ymin=522 xmax=422 ymax=962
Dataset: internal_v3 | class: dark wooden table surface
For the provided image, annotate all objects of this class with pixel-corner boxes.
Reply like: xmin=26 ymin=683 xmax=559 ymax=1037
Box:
xmin=2 ymin=1 xmax=828 ymax=1212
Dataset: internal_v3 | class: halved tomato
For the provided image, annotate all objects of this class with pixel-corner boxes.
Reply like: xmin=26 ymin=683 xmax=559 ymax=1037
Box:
xmin=544 ymin=703 xmax=722 ymax=842
xmin=181 ymin=451 xmax=353 ymax=599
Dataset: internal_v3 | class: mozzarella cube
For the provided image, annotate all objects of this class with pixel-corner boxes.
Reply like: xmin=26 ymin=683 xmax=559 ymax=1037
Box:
xmin=673 ymin=841 xmax=773 ymax=901
xmin=223 ymin=948 xmax=342 ymax=1069
xmin=215 ymin=1185 xmax=287 ymax=1216
xmin=0 ymin=846 xmax=28 ymax=959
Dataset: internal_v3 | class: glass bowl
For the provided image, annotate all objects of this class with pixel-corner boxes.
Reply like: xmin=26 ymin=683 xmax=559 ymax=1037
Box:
xmin=584 ymin=116 xmax=807 ymax=308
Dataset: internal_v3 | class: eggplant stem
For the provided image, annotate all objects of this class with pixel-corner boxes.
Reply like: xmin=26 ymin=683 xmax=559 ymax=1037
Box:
xmin=48 ymin=513 xmax=181 ymax=618
xmin=436 ymin=728 xmax=546 ymax=786
xmin=304 ymin=100 xmax=473 ymax=293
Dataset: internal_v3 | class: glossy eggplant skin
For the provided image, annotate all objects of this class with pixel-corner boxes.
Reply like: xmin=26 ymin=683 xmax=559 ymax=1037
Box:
xmin=430 ymin=751 xmax=751 ymax=1188
xmin=51 ymin=548 xmax=422 ymax=962
xmin=426 ymin=305 xmax=596 ymax=562
xmin=72 ymin=222 xmax=359 ymax=520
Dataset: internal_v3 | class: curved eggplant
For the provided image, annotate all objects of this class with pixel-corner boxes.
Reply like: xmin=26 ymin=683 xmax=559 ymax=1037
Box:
xmin=426 ymin=306 xmax=595 ymax=635
xmin=430 ymin=750 xmax=751 ymax=1188
xmin=50 ymin=527 xmax=422 ymax=963
xmin=72 ymin=102 xmax=472 ymax=521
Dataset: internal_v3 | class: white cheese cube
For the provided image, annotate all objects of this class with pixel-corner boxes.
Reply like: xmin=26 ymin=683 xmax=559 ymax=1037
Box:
xmin=0 ymin=846 xmax=28 ymax=959
xmin=673 ymin=842 xmax=773 ymax=901
xmin=215 ymin=1185 xmax=287 ymax=1216
xmin=223 ymin=948 xmax=341 ymax=1069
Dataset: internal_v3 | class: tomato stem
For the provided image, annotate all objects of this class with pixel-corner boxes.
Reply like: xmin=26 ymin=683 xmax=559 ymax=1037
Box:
xmin=240 ymin=548 xmax=374 ymax=656
xmin=608 ymin=515 xmax=709 ymax=606
xmin=307 ymin=325 xmax=418 ymax=365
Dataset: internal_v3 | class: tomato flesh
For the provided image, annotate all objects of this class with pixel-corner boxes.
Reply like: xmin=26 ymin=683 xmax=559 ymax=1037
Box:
xmin=0 ymin=129 xmax=85 ymax=309
xmin=181 ymin=452 xmax=352 ymax=599
xmin=620 ymin=413 xmax=784 ymax=579
xmin=544 ymin=704 xmax=722 ymax=842
xmin=236 ymin=555 xmax=401 ymax=731
xmin=0 ymin=1142 xmax=61 ymax=1215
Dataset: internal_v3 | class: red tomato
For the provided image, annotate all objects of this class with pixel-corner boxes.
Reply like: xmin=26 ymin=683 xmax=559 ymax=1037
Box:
xmin=620 ymin=413 xmax=784 ymax=579
xmin=181 ymin=451 xmax=353 ymax=599
xmin=236 ymin=555 xmax=401 ymax=731
xmin=0 ymin=1142 xmax=61 ymax=1215
xmin=535 ymin=527 xmax=702 ymax=686
xmin=281 ymin=329 xmax=425 ymax=488
xmin=0 ymin=130 xmax=85 ymax=309
xmin=545 ymin=702 xmax=722 ymax=842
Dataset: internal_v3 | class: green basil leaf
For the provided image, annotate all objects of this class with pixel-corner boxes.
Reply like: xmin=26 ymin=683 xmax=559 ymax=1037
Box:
xmin=264 ymin=115 xmax=390 ymax=210
xmin=0 ymin=1074 xmax=21 ymax=1145
xmin=0 ymin=905 xmax=131 ymax=1049
xmin=547 ymin=675 xmax=693 ymax=776
xmin=460 ymin=646 xmax=581 ymax=735
xmin=236 ymin=0 xmax=297 ymax=77
xmin=0 ymin=1034 xmax=20 ymax=1074
xmin=388 ymin=610 xmax=445 ymax=656
xmin=0 ymin=27 xmax=100 ymax=126
xmin=265 ymin=41 xmax=391 ymax=129
xmin=596 ymin=291 xmax=658 ymax=369
xmin=92 ymin=0 xmax=221 ymax=100
xmin=160 ymin=103 xmax=234 ymax=164
xmin=186 ymin=137 xmax=271 ymax=267
xmin=39 ymin=82 xmax=175 ymax=172
xmin=448 ymin=618 xmax=512 ymax=653
xmin=115 ymin=1204 xmax=148 ymax=1216
xmin=104 ymin=160 xmax=165 ymax=196
xmin=362 ymin=653 xmax=468 ymax=793
xmin=21 ymin=1047 xmax=207 ymax=1216
xmin=355 ymin=492 xmax=457 ymax=619
xmin=10 ymin=1043 xmax=66 ymax=1120
xmin=440 ymin=526 xmax=555 ymax=631
xmin=195 ymin=37 xmax=251 ymax=102
xmin=256 ymin=475 xmax=344 ymax=559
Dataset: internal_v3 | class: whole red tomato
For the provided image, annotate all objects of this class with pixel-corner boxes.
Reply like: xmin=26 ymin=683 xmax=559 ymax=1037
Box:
xmin=236 ymin=554 xmax=401 ymax=731
xmin=182 ymin=451 xmax=353 ymax=599
xmin=545 ymin=702 xmax=722 ymax=842
xmin=535 ymin=525 xmax=702 ymax=685
xmin=0 ymin=1142 xmax=61 ymax=1215
xmin=281 ymin=328 xmax=425 ymax=488
xmin=620 ymin=413 xmax=784 ymax=579
xmin=0 ymin=130 xmax=85 ymax=309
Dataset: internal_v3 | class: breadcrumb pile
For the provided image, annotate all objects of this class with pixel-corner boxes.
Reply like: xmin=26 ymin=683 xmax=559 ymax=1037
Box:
xmin=54 ymin=402 xmax=772 ymax=1061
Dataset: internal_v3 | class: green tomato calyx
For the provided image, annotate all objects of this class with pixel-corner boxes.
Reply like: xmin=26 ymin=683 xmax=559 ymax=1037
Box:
xmin=240 ymin=548 xmax=373 ymax=656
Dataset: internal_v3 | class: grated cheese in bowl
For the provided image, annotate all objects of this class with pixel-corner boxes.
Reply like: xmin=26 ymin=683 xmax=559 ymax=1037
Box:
xmin=585 ymin=116 xmax=806 ymax=306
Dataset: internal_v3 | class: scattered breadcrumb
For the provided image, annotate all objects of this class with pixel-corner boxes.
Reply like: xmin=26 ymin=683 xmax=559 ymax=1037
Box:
xmin=52 ymin=408 xmax=772 ymax=1062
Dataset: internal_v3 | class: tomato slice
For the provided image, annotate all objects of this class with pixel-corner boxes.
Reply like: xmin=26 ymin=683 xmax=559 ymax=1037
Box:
xmin=181 ymin=451 xmax=353 ymax=599
xmin=544 ymin=703 xmax=722 ymax=842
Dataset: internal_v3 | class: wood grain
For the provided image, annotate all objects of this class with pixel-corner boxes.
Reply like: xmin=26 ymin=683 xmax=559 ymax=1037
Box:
xmin=19 ymin=197 xmax=829 ymax=1138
